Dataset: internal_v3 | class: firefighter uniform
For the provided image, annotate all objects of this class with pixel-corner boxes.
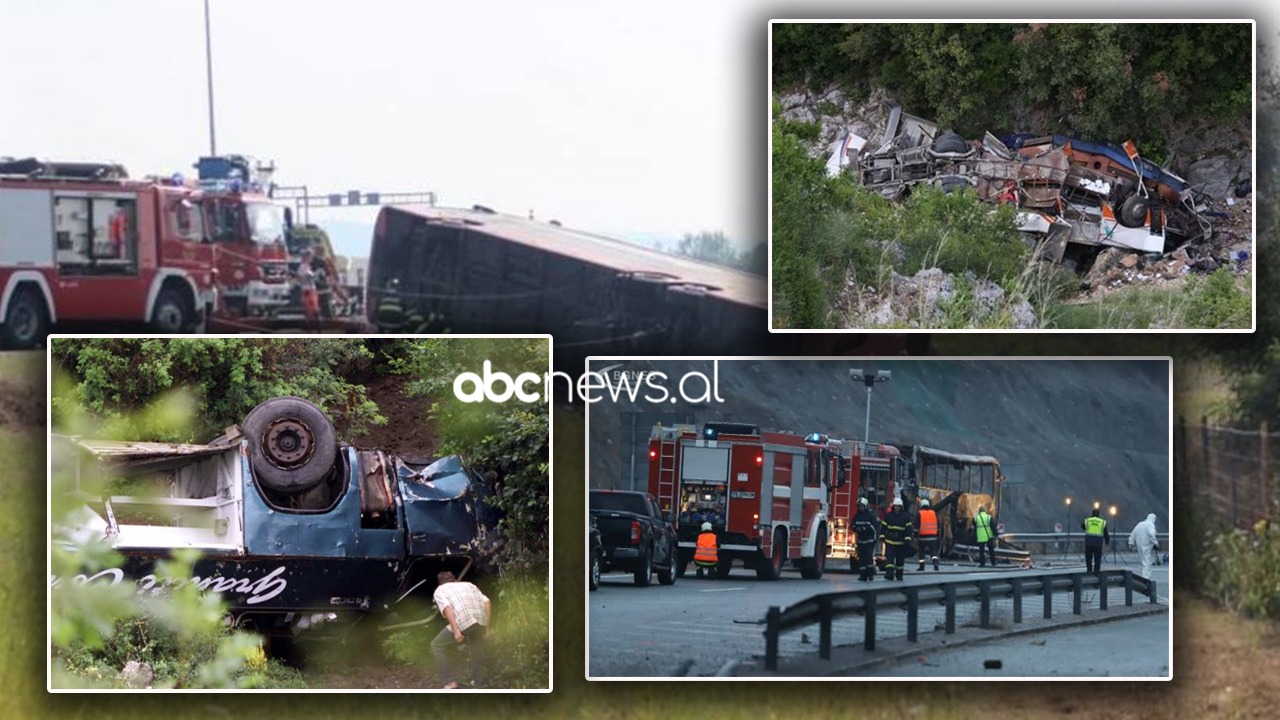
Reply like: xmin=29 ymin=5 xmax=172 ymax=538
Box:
xmin=917 ymin=501 xmax=940 ymax=571
xmin=1083 ymin=511 xmax=1110 ymax=574
xmin=975 ymin=507 xmax=997 ymax=567
xmin=880 ymin=500 xmax=914 ymax=581
xmin=853 ymin=500 xmax=879 ymax=581
xmin=693 ymin=522 xmax=719 ymax=579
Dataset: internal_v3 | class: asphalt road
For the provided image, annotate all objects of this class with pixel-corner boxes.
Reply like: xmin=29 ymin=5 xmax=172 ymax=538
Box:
xmin=861 ymin=611 xmax=1171 ymax=677
xmin=587 ymin=556 xmax=1170 ymax=678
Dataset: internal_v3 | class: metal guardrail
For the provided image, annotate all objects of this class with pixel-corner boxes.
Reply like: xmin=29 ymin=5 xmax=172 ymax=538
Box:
xmin=762 ymin=569 xmax=1158 ymax=671
xmin=997 ymin=532 xmax=1170 ymax=557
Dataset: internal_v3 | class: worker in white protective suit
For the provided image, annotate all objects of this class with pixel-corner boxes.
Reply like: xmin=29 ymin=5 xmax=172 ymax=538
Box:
xmin=1128 ymin=513 xmax=1160 ymax=580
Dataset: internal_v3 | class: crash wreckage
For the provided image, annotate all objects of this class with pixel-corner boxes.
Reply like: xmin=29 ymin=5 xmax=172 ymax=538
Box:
xmin=827 ymin=104 xmax=1219 ymax=266
xmin=51 ymin=397 xmax=500 ymax=640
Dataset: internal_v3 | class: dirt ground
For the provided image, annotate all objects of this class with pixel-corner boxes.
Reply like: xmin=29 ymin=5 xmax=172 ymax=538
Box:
xmin=0 ymin=377 xmax=42 ymax=428
xmin=337 ymin=371 xmax=440 ymax=460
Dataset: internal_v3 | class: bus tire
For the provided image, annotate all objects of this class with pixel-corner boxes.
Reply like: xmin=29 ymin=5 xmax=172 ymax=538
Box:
xmin=242 ymin=396 xmax=337 ymax=494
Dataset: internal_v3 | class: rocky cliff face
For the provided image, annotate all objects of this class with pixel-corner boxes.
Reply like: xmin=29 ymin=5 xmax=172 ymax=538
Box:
xmin=588 ymin=359 xmax=1169 ymax=534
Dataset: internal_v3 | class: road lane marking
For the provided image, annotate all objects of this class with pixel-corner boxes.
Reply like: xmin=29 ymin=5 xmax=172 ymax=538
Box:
xmin=699 ymin=587 xmax=746 ymax=592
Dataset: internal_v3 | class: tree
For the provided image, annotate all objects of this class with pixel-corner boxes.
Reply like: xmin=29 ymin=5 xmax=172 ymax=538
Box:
xmin=676 ymin=231 xmax=738 ymax=266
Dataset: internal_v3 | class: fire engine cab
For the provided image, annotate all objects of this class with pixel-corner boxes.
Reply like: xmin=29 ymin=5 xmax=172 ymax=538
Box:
xmin=823 ymin=436 xmax=906 ymax=571
xmin=648 ymin=422 xmax=852 ymax=580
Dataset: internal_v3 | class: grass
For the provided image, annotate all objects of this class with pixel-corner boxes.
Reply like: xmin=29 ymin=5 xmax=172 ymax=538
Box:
xmin=0 ymin=350 xmax=43 ymax=379
xmin=1049 ymin=268 xmax=1250 ymax=330
xmin=1177 ymin=361 xmax=1234 ymax=423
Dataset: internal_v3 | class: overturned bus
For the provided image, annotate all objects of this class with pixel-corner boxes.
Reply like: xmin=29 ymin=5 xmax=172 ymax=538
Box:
xmin=365 ymin=205 xmax=768 ymax=368
xmin=829 ymin=103 xmax=1216 ymax=264
xmin=51 ymin=397 xmax=499 ymax=639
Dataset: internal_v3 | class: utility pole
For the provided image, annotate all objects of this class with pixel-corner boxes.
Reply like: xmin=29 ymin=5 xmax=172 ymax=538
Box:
xmin=204 ymin=0 xmax=217 ymax=155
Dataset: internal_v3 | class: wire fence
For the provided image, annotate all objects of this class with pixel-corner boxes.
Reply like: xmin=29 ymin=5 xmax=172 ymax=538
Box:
xmin=1177 ymin=417 xmax=1278 ymax=529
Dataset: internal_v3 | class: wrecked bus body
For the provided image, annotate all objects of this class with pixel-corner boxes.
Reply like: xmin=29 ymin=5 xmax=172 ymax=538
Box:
xmin=365 ymin=205 xmax=767 ymax=369
xmin=829 ymin=103 xmax=1215 ymax=264
xmin=51 ymin=397 xmax=497 ymax=638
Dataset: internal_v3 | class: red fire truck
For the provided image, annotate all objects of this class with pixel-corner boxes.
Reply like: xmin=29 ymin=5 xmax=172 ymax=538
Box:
xmin=649 ymin=422 xmax=870 ymax=580
xmin=0 ymin=157 xmax=298 ymax=347
xmin=823 ymin=436 xmax=906 ymax=570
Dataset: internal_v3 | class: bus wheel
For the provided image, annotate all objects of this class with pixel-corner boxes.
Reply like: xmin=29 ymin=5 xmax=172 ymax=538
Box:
xmin=0 ymin=287 xmax=49 ymax=350
xmin=242 ymin=396 xmax=337 ymax=494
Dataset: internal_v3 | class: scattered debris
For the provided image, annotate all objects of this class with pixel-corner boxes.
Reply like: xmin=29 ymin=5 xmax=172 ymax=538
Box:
xmin=782 ymin=89 xmax=1250 ymax=294
xmin=983 ymin=659 xmax=1004 ymax=670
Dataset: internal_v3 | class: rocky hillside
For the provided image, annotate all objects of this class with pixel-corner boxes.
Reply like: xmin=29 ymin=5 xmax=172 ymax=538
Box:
xmin=588 ymin=359 xmax=1169 ymax=533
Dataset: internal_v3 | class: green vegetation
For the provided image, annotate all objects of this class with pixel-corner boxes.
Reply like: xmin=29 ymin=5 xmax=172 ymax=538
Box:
xmin=674 ymin=230 xmax=766 ymax=276
xmin=50 ymin=338 xmax=385 ymax=441
xmin=1050 ymin=268 xmax=1250 ymax=330
xmin=772 ymin=107 xmax=1033 ymax=328
xmin=773 ymin=23 xmax=1252 ymax=146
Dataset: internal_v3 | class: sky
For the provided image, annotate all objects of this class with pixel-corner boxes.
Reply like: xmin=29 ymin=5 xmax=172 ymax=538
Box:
xmin=1 ymin=1 xmax=1273 ymax=253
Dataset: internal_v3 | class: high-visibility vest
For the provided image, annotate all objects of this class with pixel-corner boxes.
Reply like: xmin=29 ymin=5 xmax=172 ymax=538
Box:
xmin=918 ymin=509 xmax=938 ymax=537
xmin=975 ymin=511 xmax=994 ymax=543
xmin=694 ymin=532 xmax=718 ymax=565
xmin=1084 ymin=516 xmax=1107 ymax=537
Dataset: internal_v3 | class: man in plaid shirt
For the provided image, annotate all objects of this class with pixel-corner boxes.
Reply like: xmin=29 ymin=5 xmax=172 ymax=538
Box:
xmin=431 ymin=571 xmax=492 ymax=688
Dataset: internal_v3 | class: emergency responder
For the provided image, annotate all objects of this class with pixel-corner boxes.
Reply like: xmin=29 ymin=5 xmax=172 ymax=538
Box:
xmin=693 ymin=521 xmax=718 ymax=579
xmin=1128 ymin=513 xmax=1158 ymax=580
xmin=917 ymin=498 xmax=940 ymax=571
xmin=296 ymin=248 xmax=320 ymax=323
xmin=853 ymin=497 xmax=879 ymax=581
xmin=880 ymin=497 xmax=914 ymax=581
xmin=1082 ymin=507 xmax=1110 ymax=574
xmin=975 ymin=505 xmax=998 ymax=567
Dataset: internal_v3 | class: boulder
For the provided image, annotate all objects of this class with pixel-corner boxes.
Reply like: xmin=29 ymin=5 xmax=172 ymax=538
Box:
xmin=1011 ymin=301 xmax=1037 ymax=329
xmin=1187 ymin=154 xmax=1243 ymax=201
xmin=120 ymin=660 xmax=154 ymax=689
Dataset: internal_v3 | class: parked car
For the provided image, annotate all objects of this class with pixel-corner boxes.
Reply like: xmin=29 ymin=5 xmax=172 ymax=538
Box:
xmin=588 ymin=489 xmax=678 ymax=587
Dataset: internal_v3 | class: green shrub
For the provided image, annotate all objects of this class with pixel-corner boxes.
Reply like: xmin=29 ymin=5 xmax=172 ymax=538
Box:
xmin=1184 ymin=267 xmax=1251 ymax=329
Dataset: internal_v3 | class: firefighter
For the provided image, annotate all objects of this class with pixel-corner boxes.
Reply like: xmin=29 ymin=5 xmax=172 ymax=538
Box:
xmin=853 ymin=497 xmax=879 ymax=581
xmin=693 ymin=521 xmax=719 ymax=579
xmin=917 ymin=498 xmax=940 ymax=571
xmin=1082 ymin=507 xmax=1110 ymax=574
xmin=880 ymin=497 xmax=914 ymax=581
xmin=975 ymin=505 xmax=998 ymax=567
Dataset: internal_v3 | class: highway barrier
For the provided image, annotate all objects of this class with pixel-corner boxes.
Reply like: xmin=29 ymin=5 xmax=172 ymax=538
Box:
xmin=762 ymin=569 xmax=1159 ymax=671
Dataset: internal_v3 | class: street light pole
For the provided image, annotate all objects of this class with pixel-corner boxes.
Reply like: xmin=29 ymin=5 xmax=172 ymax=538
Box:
xmin=1109 ymin=505 xmax=1119 ymax=563
xmin=1063 ymin=497 xmax=1072 ymax=560
xmin=849 ymin=368 xmax=892 ymax=443
xmin=204 ymin=0 xmax=217 ymax=156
